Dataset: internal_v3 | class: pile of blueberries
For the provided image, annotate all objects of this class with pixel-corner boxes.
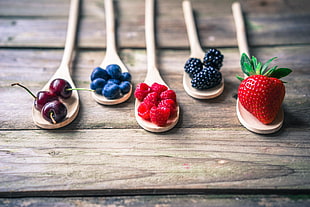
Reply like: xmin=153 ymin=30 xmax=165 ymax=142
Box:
xmin=90 ymin=64 xmax=132 ymax=99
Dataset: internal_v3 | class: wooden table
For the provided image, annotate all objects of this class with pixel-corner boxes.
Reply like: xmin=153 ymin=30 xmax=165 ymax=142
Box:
xmin=1 ymin=0 xmax=309 ymax=206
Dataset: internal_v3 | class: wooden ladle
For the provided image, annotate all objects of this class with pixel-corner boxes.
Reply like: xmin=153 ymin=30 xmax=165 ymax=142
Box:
xmin=91 ymin=0 xmax=132 ymax=105
xmin=32 ymin=0 xmax=80 ymax=129
xmin=232 ymin=2 xmax=284 ymax=134
xmin=134 ymin=0 xmax=179 ymax=132
xmin=182 ymin=0 xmax=224 ymax=99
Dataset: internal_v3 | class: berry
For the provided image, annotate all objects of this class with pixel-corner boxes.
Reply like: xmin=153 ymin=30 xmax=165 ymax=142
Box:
xmin=158 ymin=99 xmax=177 ymax=118
xmin=90 ymin=78 xmax=107 ymax=90
xmin=102 ymin=83 xmax=121 ymax=99
xmin=35 ymin=91 xmax=58 ymax=111
xmin=150 ymin=106 xmax=171 ymax=126
xmin=119 ymin=81 xmax=131 ymax=94
xmin=107 ymin=79 xmax=121 ymax=85
xmin=91 ymin=67 xmax=110 ymax=81
xmin=95 ymin=87 xmax=103 ymax=94
xmin=160 ymin=89 xmax=177 ymax=102
xmin=134 ymin=83 xmax=151 ymax=101
xmin=150 ymin=82 xmax=168 ymax=94
xmin=135 ymin=82 xmax=178 ymax=126
xmin=137 ymin=101 xmax=153 ymax=120
xmin=120 ymin=72 xmax=132 ymax=82
xmin=191 ymin=66 xmax=222 ymax=89
xmin=106 ymin=64 xmax=122 ymax=79
xmin=49 ymin=78 xmax=72 ymax=99
xmin=41 ymin=100 xmax=67 ymax=124
xmin=203 ymin=48 xmax=224 ymax=70
xmin=237 ymin=53 xmax=292 ymax=124
xmin=184 ymin=58 xmax=203 ymax=78
xmin=143 ymin=92 xmax=159 ymax=106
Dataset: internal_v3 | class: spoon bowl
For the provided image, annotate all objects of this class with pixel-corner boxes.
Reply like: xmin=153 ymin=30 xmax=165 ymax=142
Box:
xmin=182 ymin=0 xmax=224 ymax=99
xmin=134 ymin=0 xmax=179 ymax=132
xmin=32 ymin=0 xmax=80 ymax=129
xmin=91 ymin=0 xmax=132 ymax=105
xmin=232 ymin=2 xmax=284 ymax=134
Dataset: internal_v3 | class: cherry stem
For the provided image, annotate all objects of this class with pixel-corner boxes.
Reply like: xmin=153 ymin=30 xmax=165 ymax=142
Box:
xmin=66 ymin=88 xmax=95 ymax=92
xmin=11 ymin=83 xmax=37 ymax=99
xmin=50 ymin=111 xmax=57 ymax=124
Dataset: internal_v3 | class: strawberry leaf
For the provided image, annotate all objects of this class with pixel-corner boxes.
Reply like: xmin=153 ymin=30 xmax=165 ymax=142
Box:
xmin=251 ymin=56 xmax=258 ymax=70
xmin=262 ymin=57 xmax=277 ymax=75
xmin=245 ymin=62 xmax=255 ymax=75
xmin=236 ymin=75 xmax=244 ymax=81
xmin=240 ymin=53 xmax=252 ymax=76
xmin=255 ymin=62 xmax=262 ymax=75
xmin=264 ymin=65 xmax=277 ymax=77
xmin=269 ymin=68 xmax=292 ymax=79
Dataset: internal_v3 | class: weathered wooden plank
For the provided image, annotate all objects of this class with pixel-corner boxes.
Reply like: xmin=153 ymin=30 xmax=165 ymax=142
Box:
xmin=0 ymin=1 xmax=310 ymax=48
xmin=0 ymin=128 xmax=309 ymax=193
xmin=1 ymin=46 xmax=309 ymax=130
xmin=1 ymin=0 xmax=310 ymax=17
xmin=1 ymin=195 xmax=310 ymax=206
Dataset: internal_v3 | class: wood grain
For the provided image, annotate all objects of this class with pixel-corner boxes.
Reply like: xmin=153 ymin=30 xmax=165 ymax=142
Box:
xmin=0 ymin=0 xmax=309 ymax=199
xmin=0 ymin=128 xmax=309 ymax=193
xmin=1 ymin=195 xmax=310 ymax=206
xmin=1 ymin=0 xmax=310 ymax=48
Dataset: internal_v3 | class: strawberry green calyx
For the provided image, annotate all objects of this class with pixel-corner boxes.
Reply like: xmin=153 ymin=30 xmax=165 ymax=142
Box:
xmin=236 ymin=53 xmax=292 ymax=81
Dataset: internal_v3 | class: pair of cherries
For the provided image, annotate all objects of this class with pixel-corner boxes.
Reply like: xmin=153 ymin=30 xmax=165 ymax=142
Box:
xmin=12 ymin=78 xmax=72 ymax=124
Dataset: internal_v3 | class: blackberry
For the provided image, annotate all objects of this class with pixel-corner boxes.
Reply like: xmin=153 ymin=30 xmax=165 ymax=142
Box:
xmin=191 ymin=66 xmax=222 ymax=90
xmin=184 ymin=58 xmax=203 ymax=78
xmin=203 ymin=48 xmax=224 ymax=70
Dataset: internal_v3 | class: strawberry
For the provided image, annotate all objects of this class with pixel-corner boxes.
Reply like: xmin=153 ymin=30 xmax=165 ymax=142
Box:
xmin=237 ymin=53 xmax=292 ymax=124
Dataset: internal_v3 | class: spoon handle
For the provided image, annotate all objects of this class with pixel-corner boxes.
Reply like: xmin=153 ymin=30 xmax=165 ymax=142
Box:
xmin=232 ymin=2 xmax=250 ymax=57
xmin=104 ymin=0 xmax=117 ymax=56
xmin=182 ymin=0 xmax=204 ymax=58
xmin=59 ymin=0 xmax=79 ymax=70
xmin=145 ymin=0 xmax=166 ymax=85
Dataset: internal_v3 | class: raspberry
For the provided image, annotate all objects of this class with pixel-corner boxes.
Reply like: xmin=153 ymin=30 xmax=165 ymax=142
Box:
xmin=160 ymin=89 xmax=176 ymax=102
xmin=158 ymin=99 xmax=177 ymax=118
xmin=150 ymin=83 xmax=168 ymax=94
xmin=134 ymin=83 xmax=150 ymax=101
xmin=143 ymin=92 xmax=159 ymax=106
xmin=150 ymin=106 xmax=171 ymax=126
xmin=138 ymin=101 xmax=153 ymax=120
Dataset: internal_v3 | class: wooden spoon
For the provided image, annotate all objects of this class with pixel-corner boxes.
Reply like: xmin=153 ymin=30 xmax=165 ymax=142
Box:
xmin=182 ymin=0 xmax=224 ymax=99
xmin=32 ymin=0 xmax=80 ymax=129
xmin=134 ymin=0 xmax=179 ymax=132
xmin=232 ymin=2 xmax=283 ymax=134
xmin=91 ymin=0 xmax=132 ymax=105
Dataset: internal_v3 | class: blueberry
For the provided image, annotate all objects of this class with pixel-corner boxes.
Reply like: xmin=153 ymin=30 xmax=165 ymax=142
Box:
xmin=106 ymin=64 xmax=122 ymax=80
xmin=107 ymin=79 xmax=121 ymax=85
xmin=119 ymin=81 xmax=131 ymax=94
xmin=95 ymin=87 xmax=103 ymax=94
xmin=103 ymin=83 xmax=121 ymax=99
xmin=91 ymin=67 xmax=110 ymax=81
xmin=120 ymin=72 xmax=132 ymax=82
xmin=90 ymin=78 xmax=107 ymax=90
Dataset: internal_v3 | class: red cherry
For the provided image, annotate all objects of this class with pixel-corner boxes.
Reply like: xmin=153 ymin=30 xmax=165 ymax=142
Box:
xmin=34 ymin=91 xmax=58 ymax=111
xmin=41 ymin=100 xmax=67 ymax=124
xmin=49 ymin=78 xmax=72 ymax=99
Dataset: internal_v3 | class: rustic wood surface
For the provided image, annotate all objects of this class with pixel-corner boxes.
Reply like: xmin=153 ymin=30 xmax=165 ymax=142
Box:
xmin=0 ymin=0 xmax=309 ymax=205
